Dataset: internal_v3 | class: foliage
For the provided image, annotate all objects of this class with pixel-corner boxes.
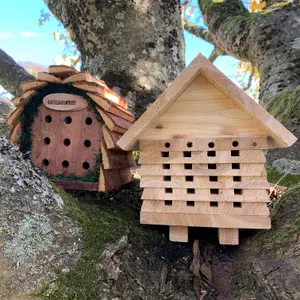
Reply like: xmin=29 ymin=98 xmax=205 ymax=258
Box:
xmin=35 ymin=181 xmax=161 ymax=300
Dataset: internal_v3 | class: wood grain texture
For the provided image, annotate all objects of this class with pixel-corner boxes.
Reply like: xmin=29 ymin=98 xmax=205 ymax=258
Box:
xmin=140 ymin=211 xmax=271 ymax=229
xmin=142 ymin=188 xmax=269 ymax=202
xmin=140 ymin=137 xmax=269 ymax=151
xmin=139 ymin=150 xmax=266 ymax=164
xmin=48 ymin=65 xmax=78 ymax=79
xmin=51 ymin=179 xmax=98 ymax=191
xmin=62 ymin=72 xmax=107 ymax=87
xmin=43 ymin=93 xmax=88 ymax=111
xmin=30 ymin=104 xmax=102 ymax=177
xmin=218 ymin=228 xmax=239 ymax=245
xmin=142 ymin=200 xmax=270 ymax=215
xmin=98 ymin=164 xmax=132 ymax=191
xmin=169 ymin=226 xmax=188 ymax=242
xmin=10 ymin=123 xmax=22 ymax=146
xmin=37 ymin=72 xmax=62 ymax=83
xmin=102 ymin=125 xmax=122 ymax=150
xmin=139 ymin=163 xmax=267 ymax=177
xmin=7 ymin=107 xmax=22 ymax=126
xmin=118 ymin=54 xmax=297 ymax=150
xmin=102 ymin=138 xmax=135 ymax=169
xmin=21 ymin=80 xmax=47 ymax=92
xmin=140 ymin=176 xmax=270 ymax=189
xmin=13 ymin=90 xmax=36 ymax=107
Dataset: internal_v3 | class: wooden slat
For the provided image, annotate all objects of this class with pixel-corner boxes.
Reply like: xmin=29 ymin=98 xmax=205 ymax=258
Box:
xmin=169 ymin=226 xmax=188 ymax=242
xmin=51 ymin=180 xmax=98 ymax=191
xmin=21 ymin=80 xmax=47 ymax=92
xmin=101 ymin=138 xmax=135 ymax=169
xmin=139 ymin=163 xmax=267 ymax=177
xmin=139 ymin=150 xmax=266 ymax=164
xmin=48 ymin=65 xmax=78 ymax=79
xmin=10 ymin=123 xmax=22 ymax=146
xmin=37 ymin=72 xmax=62 ymax=83
xmin=13 ymin=90 xmax=36 ymax=107
xmin=62 ymin=72 xmax=107 ymax=87
xmin=140 ymin=137 xmax=269 ymax=151
xmin=98 ymin=164 xmax=132 ymax=191
xmin=7 ymin=108 xmax=22 ymax=126
xmin=140 ymin=176 xmax=270 ymax=189
xmin=141 ymin=200 xmax=270 ymax=215
xmin=141 ymin=212 xmax=271 ymax=229
xmin=102 ymin=125 xmax=122 ymax=150
xmin=142 ymin=188 xmax=269 ymax=202
xmin=88 ymin=92 xmax=134 ymax=122
xmin=218 ymin=229 xmax=239 ymax=245
xmin=98 ymin=109 xmax=132 ymax=134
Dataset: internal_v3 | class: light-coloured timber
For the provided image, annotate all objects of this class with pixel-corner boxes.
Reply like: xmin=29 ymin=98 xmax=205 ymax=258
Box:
xmin=139 ymin=163 xmax=267 ymax=177
xmin=139 ymin=150 xmax=266 ymax=164
xmin=13 ymin=90 xmax=36 ymax=107
xmin=102 ymin=125 xmax=122 ymax=150
xmin=142 ymin=188 xmax=269 ymax=202
xmin=140 ymin=176 xmax=270 ymax=189
xmin=218 ymin=229 xmax=239 ymax=245
xmin=62 ymin=72 xmax=107 ymax=88
xmin=21 ymin=80 xmax=48 ymax=92
xmin=169 ymin=226 xmax=188 ymax=242
xmin=37 ymin=72 xmax=62 ymax=83
xmin=118 ymin=54 xmax=297 ymax=151
xmin=48 ymin=65 xmax=78 ymax=79
xmin=140 ymin=137 xmax=269 ymax=151
xmin=10 ymin=123 xmax=22 ymax=146
xmin=7 ymin=108 xmax=22 ymax=126
xmin=43 ymin=93 xmax=88 ymax=111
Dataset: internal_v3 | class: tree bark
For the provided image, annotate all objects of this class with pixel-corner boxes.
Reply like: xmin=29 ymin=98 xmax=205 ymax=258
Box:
xmin=0 ymin=49 xmax=35 ymax=96
xmin=44 ymin=0 xmax=185 ymax=117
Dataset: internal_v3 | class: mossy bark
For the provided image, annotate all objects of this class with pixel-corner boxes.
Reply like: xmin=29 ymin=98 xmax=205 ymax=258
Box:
xmin=44 ymin=0 xmax=185 ymax=117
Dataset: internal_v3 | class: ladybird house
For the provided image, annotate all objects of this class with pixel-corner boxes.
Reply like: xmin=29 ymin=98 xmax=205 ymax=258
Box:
xmin=7 ymin=65 xmax=135 ymax=191
xmin=118 ymin=54 xmax=297 ymax=245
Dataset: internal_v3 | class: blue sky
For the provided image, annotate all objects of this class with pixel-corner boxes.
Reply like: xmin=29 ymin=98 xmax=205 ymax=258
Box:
xmin=0 ymin=0 xmax=238 ymax=81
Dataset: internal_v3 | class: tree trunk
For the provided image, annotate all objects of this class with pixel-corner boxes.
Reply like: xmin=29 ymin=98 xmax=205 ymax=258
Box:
xmin=44 ymin=0 xmax=185 ymax=117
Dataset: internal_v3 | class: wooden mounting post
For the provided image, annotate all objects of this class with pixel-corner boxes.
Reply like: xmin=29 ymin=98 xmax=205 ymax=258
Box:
xmin=218 ymin=228 xmax=239 ymax=245
xmin=169 ymin=226 xmax=188 ymax=242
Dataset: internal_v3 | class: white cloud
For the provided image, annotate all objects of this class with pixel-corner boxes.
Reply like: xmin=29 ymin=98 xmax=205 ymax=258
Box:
xmin=0 ymin=32 xmax=14 ymax=39
xmin=21 ymin=32 xmax=38 ymax=38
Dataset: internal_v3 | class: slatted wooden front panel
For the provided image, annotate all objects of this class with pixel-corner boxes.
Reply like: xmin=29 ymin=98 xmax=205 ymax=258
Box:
xmin=139 ymin=137 xmax=271 ymax=229
xmin=31 ymin=104 xmax=102 ymax=177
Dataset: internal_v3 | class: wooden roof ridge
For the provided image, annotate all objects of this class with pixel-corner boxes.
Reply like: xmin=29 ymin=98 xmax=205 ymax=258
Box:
xmin=118 ymin=53 xmax=297 ymax=151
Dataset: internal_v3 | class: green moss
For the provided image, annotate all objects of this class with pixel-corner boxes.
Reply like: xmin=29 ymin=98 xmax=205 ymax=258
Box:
xmin=264 ymin=86 xmax=300 ymax=124
xmin=266 ymin=165 xmax=300 ymax=188
xmin=35 ymin=181 xmax=161 ymax=300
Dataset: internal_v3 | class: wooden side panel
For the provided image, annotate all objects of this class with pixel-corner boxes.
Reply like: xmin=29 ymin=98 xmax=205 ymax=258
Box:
xmin=140 ymin=137 xmax=269 ymax=151
xmin=98 ymin=164 xmax=131 ymax=191
xmin=139 ymin=150 xmax=266 ymax=164
xmin=169 ymin=226 xmax=188 ymax=242
xmin=140 ymin=176 xmax=270 ymax=189
xmin=21 ymin=80 xmax=47 ymax=92
xmin=51 ymin=179 xmax=98 ymax=191
xmin=102 ymin=138 xmax=135 ymax=169
xmin=142 ymin=75 xmax=269 ymax=140
xmin=218 ymin=229 xmax=239 ymax=245
xmin=142 ymin=188 xmax=269 ymax=202
xmin=140 ymin=163 xmax=267 ymax=177
xmin=30 ymin=104 xmax=102 ymax=177
xmin=102 ymin=125 xmax=122 ymax=150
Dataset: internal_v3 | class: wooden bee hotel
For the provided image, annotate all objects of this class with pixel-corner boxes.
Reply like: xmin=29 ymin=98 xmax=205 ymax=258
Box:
xmin=7 ymin=65 xmax=135 ymax=191
xmin=118 ymin=54 xmax=297 ymax=245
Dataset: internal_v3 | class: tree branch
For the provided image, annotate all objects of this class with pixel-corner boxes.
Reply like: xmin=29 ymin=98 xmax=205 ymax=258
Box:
xmin=209 ymin=47 xmax=225 ymax=62
xmin=198 ymin=0 xmax=251 ymax=61
xmin=0 ymin=49 xmax=35 ymax=96
xmin=184 ymin=21 xmax=214 ymax=44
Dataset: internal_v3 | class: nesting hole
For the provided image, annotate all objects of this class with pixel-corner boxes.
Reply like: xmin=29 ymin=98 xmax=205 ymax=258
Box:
xmin=209 ymin=176 xmax=218 ymax=182
xmin=187 ymin=188 xmax=195 ymax=194
xmin=161 ymin=151 xmax=169 ymax=157
xmin=64 ymin=138 xmax=71 ymax=146
xmin=232 ymin=141 xmax=239 ymax=147
xmin=62 ymin=160 xmax=69 ymax=168
xmin=184 ymin=163 xmax=193 ymax=170
xmin=210 ymin=202 xmax=218 ymax=207
xmin=233 ymin=176 xmax=241 ymax=182
xmin=183 ymin=151 xmax=192 ymax=157
xmin=65 ymin=116 xmax=72 ymax=124
xmin=84 ymin=140 xmax=91 ymax=148
xmin=186 ymin=201 xmax=195 ymax=207
xmin=165 ymin=200 xmax=172 ymax=206
xmin=82 ymin=162 xmax=90 ymax=170
xmin=185 ymin=176 xmax=194 ymax=182
xmin=43 ymin=137 xmax=51 ymax=145
xmin=163 ymin=176 xmax=171 ymax=182
xmin=234 ymin=189 xmax=243 ymax=195
xmin=164 ymin=142 xmax=171 ymax=148
xmin=187 ymin=142 xmax=193 ymax=148
xmin=233 ymin=202 xmax=242 ymax=208
xmin=162 ymin=163 xmax=170 ymax=169
xmin=232 ymin=163 xmax=240 ymax=169
xmin=208 ymin=142 xmax=215 ymax=148
xmin=208 ymin=163 xmax=217 ymax=169
xmin=165 ymin=188 xmax=173 ymax=194
xmin=207 ymin=151 xmax=216 ymax=157
xmin=85 ymin=117 xmax=93 ymax=125
xmin=231 ymin=150 xmax=240 ymax=156
xmin=42 ymin=159 xmax=49 ymax=167
xmin=45 ymin=115 xmax=52 ymax=123
xmin=210 ymin=188 xmax=219 ymax=195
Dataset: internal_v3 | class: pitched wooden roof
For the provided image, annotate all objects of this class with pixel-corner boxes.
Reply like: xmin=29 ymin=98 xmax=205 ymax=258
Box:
xmin=118 ymin=54 xmax=297 ymax=150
